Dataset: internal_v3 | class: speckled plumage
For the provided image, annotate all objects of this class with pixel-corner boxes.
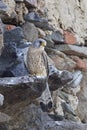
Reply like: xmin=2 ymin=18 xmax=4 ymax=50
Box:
xmin=24 ymin=39 xmax=53 ymax=111
xmin=25 ymin=39 xmax=49 ymax=77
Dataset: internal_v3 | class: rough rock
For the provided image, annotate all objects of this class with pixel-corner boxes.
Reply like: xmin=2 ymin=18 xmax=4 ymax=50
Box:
xmin=52 ymin=88 xmax=80 ymax=122
xmin=76 ymin=71 xmax=87 ymax=123
xmin=15 ymin=2 xmax=25 ymax=24
xmin=58 ymin=89 xmax=79 ymax=110
xmin=22 ymin=22 xmax=38 ymax=42
xmin=0 ymin=42 xmax=29 ymax=77
xmin=4 ymin=24 xmax=16 ymax=31
xmin=64 ymin=70 xmax=83 ymax=88
xmin=49 ymin=67 xmax=82 ymax=91
xmin=51 ymin=30 xmax=64 ymax=43
xmin=0 ymin=57 xmax=14 ymax=77
xmin=1 ymin=0 xmax=28 ymax=25
xmin=4 ymin=27 xmax=25 ymax=47
xmin=55 ymin=44 xmax=87 ymax=58
xmin=0 ymin=41 xmax=74 ymax=78
xmin=0 ymin=112 xmax=11 ymax=123
xmin=68 ymin=94 xmax=79 ymax=111
xmin=37 ymin=0 xmax=46 ymax=15
xmin=61 ymin=102 xmax=76 ymax=116
xmin=1 ymin=103 xmax=87 ymax=130
xmin=2 ymin=0 xmax=16 ymax=22
xmin=0 ymin=19 xmax=4 ymax=56
xmin=24 ymin=12 xmax=54 ymax=30
xmin=0 ymin=1 xmax=7 ymax=18
xmin=3 ymin=0 xmax=16 ymax=15
xmin=0 ymin=0 xmax=86 ymax=128
xmin=0 ymin=42 xmax=18 ymax=77
xmin=48 ymin=69 xmax=73 ymax=91
xmin=37 ymin=27 xmax=46 ymax=38
xmin=0 ymin=75 xmax=47 ymax=104
xmin=64 ymin=30 xmax=78 ymax=45
xmin=0 ymin=94 xmax=4 ymax=106
xmin=62 ymin=85 xmax=81 ymax=96
xmin=45 ymin=34 xmax=55 ymax=48
xmin=52 ymin=91 xmax=64 ymax=116
xmin=71 ymin=56 xmax=87 ymax=71
xmin=46 ymin=47 xmax=76 ymax=71
xmin=0 ymin=65 xmax=73 ymax=89
xmin=15 ymin=0 xmax=28 ymax=24
xmin=45 ymin=0 xmax=87 ymax=44
xmin=24 ymin=0 xmax=37 ymax=8
xmin=1 ymin=42 xmax=17 ymax=59
xmin=15 ymin=0 xmax=24 ymax=2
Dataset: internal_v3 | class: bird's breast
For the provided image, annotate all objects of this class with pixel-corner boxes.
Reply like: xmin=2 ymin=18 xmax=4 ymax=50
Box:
xmin=27 ymin=48 xmax=47 ymax=77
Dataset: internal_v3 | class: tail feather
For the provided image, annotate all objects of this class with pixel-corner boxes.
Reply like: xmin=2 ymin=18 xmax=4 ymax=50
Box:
xmin=39 ymin=83 xmax=53 ymax=112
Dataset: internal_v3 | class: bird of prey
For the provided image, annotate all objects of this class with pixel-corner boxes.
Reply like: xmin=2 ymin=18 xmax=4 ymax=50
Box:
xmin=24 ymin=38 xmax=49 ymax=77
xmin=24 ymin=38 xmax=53 ymax=112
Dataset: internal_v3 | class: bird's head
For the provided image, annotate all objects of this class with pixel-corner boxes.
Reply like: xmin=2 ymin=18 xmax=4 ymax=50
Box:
xmin=33 ymin=38 xmax=47 ymax=49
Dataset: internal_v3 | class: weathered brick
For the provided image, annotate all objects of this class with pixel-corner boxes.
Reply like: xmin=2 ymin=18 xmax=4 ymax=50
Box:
xmin=64 ymin=30 xmax=77 ymax=44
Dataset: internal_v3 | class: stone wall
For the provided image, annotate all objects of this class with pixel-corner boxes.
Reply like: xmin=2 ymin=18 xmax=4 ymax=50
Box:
xmin=46 ymin=0 xmax=87 ymax=44
xmin=0 ymin=0 xmax=87 ymax=129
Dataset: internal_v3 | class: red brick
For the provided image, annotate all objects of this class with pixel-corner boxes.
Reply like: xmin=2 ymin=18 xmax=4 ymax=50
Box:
xmin=64 ymin=30 xmax=77 ymax=44
xmin=5 ymin=25 xmax=16 ymax=31
xmin=72 ymin=56 xmax=87 ymax=71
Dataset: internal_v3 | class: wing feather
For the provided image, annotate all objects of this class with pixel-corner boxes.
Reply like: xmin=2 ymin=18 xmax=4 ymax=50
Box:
xmin=41 ymin=51 xmax=49 ymax=77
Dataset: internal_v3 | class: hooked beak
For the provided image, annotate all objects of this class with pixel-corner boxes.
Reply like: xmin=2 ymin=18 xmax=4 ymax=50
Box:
xmin=41 ymin=42 xmax=47 ymax=47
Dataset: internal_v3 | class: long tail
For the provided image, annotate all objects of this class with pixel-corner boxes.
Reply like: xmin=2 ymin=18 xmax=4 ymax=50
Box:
xmin=38 ymin=82 xmax=53 ymax=112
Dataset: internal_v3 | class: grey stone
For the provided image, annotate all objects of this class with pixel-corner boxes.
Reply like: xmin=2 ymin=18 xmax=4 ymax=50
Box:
xmin=46 ymin=47 xmax=76 ymax=71
xmin=51 ymin=31 xmax=64 ymax=43
xmin=0 ymin=94 xmax=4 ymax=106
xmin=1 ymin=42 xmax=17 ymax=59
xmin=44 ymin=34 xmax=54 ymax=48
xmin=61 ymin=102 xmax=76 ymax=116
xmin=24 ymin=12 xmax=54 ymax=30
xmin=0 ymin=112 xmax=11 ymax=123
xmin=65 ymin=70 xmax=83 ymax=88
xmin=0 ymin=42 xmax=18 ymax=77
xmin=0 ymin=76 xmax=47 ymax=104
xmin=0 ymin=57 xmax=12 ymax=77
xmin=48 ymin=66 xmax=73 ymax=91
xmin=1 ymin=103 xmax=87 ymax=130
xmin=4 ymin=27 xmax=25 ymax=47
xmin=55 ymin=44 xmax=87 ymax=58
xmin=24 ymin=12 xmax=47 ymax=22
xmin=0 ymin=124 xmax=8 ymax=130
xmin=22 ymin=22 xmax=38 ymax=42
xmin=76 ymin=70 xmax=87 ymax=123
xmin=46 ymin=0 xmax=87 ymax=45
xmin=0 ymin=43 xmax=32 ymax=77
xmin=15 ymin=0 xmax=24 ymax=2
xmin=0 ymin=0 xmax=16 ymax=23
xmin=48 ymin=114 xmax=64 ymax=121
xmin=24 ymin=0 xmax=37 ymax=8
xmin=0 ymin=19 xmax=4 ymax=56
xmin=0 ymin=64 xmax=76 ymax=105
xmin=58 ymin=90 xmax=69 ymax=103
xmin=1 ymin=57 xmax=28 ymax=77
xmin=0 ymin=1 xmax=7 ymax=14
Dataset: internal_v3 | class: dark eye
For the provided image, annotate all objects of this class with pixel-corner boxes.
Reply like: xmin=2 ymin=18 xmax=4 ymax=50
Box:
xmin=39 ymin=40 xmax=42 ymax=44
